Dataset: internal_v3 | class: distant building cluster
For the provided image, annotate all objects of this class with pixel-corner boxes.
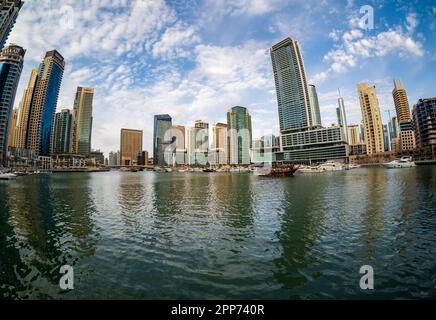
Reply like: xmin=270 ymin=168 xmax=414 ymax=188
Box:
xmin=0 ymin=3 xmax=435 ymax=170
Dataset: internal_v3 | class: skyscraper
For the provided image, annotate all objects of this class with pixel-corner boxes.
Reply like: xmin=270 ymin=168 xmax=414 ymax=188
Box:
xmin=227 ymin=106 xmax=252 ymax=165
xmin=357 ymin=82 xmax=385 ymax=154
xmin=308 ymin=84 xmax=322 ymax=128
xmin=52 ymin=109 xmax=72 ymax=154
xmin=0 ymin=43 xmax=24 ymax=164
xmin=337 ymin=92 xmax=349 ymax=144
xmin=392 ymin=80 xmax=416 ymax=151
xmin=212 ymin=122 xmax=227 ymax=165
xmin=0 ymin=0 xmax=23 ymax=51
xmin=348 ymin=124 xmax=362 ymax=145
xmin=153 ymin=114 xmax=172 ymax=165
xmin=392 ymin=80 xmax=412 ymax=122
xmin=7 ymin=107 xmax=16 ymax=147
xmin=120 ymin=128 xmax=143 ymax=166
xmin=271 ymin=38 xmax=312 ymax=133
xmin=412 ymin=98 xmax=436 ymax=148
xmin=108 ymin=150 xmax=120 ymax=166
xmin=383 ymin=124 xmax=391 ymax=151
xmin=26 ymin=50 xmax=65 ymax=156
xmin=270 ymin=37 xmax=348 ymax=163
xmin=15 ymin=67 xmax=37 ymax=149
xmin=71 ymin=87 xmax=94 ymax=156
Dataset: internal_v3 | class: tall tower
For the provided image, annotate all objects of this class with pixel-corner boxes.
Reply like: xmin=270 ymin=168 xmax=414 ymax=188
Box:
xmin=270 ymin=37 xmax=348 ymax=163
xmin=337 ymin=90 xmax=349 ymax=144
xmin=71 ymin=86 xmax=94 ymax=155
xmin=392 ymin=80 xmax=416 ymax=151
xmin=0 ymin=43 xmax=24 ymax=164
xmin=357 ymin=83 xmax=385 ymax=154
xmin=15 ymin=67 xmax=37 ymax=148
xmin=0 ymin=0 xmax=23 ymax=51
xmin=227 ymin=106 xmax=252 ymax=165
xmin=308 ymin=84 xmax=322 ymax=128
xmin=271 ymin=37 xmax=312 ymax=133
xmin=7 ymin=107 xmax=17 ymax=147
xmin=26 ymin=50 xmax=65 ymax=156
xmin=52 ymin=109 xmax=72 ymax=154
xmin=392 ymin=80 xmax=411 ymax=122
xmin=153 ymin=114 xmax=172 ymax=165
xmin=212 ymin=122 xmax=228 ymax=165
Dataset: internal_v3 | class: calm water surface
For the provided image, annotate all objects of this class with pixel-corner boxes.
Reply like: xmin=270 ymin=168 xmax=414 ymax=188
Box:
xmin=1 ymin=167 xmax=435 ymax=299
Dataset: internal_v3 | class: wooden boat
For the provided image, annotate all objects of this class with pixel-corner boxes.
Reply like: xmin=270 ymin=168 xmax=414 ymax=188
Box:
xmin=253 ymin=164 xmax=298 ymax=177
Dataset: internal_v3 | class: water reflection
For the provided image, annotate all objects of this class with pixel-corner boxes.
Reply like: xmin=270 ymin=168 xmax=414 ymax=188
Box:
xmin=1 ymin=168 xmax=436 ymax=299
xmin=0 ymin=174 xmax=98 ymax=299
xmin=274 ymin=176 xmax=327 ymax=295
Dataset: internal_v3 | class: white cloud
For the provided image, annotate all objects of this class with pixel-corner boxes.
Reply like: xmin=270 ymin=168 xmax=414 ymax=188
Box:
xmin=317 ymin=26 xmax=424 ymax=82
xmin=152 ymin=23 xmax=200 ymax=59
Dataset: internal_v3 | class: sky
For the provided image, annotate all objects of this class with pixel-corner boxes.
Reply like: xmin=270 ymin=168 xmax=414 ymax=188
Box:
xmin=8 ymin=0 xmax=436 ymax=156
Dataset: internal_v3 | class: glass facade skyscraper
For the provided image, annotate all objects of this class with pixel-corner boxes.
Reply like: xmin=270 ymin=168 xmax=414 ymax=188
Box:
xmin=153 ymin=114 xmax=172 ymax=165
xmin=0 ymin=44 xmax=24 ymax=164
xmin=271 ymin=38 xmax=312 ymax=133
xmin=227 ymin=106 xmax=252 ymax=165
xmin=308 ymin=84 xmax=322 ymax=128
xmin=271 ymin=37 xmax=348 ymax=163
xmin=0 ymin=0 xmax=23 ymax=51
xmin=52 ymin=109 xmax=72 ymax=155
xmin=71 ymin=87 xmax=94 ymax=156
xmin=26 ymin=50 xmax=65 ymax=156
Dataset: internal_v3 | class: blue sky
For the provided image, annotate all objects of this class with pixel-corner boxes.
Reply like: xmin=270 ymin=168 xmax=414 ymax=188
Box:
xmin=8 ymin=0 xmax=436 ymax=156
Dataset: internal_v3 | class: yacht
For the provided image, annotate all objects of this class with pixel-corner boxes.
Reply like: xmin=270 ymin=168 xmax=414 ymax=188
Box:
xmin=0 ymin=173 xmax=17 ymax=180
xmin=298 ymin=165 xmax=325 ymax=173
xmin=384 ymin=157 xmax=416 ymax=169
xmin=318 ymin=161 xmax=345 ymax=171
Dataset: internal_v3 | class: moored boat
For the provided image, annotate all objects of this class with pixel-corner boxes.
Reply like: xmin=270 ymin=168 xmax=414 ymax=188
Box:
xmin=253 ymin=164 xmax=298 ymax=177
xmin=0 ymin=173 xmax=17 ymax=180
xmin=383 ymin=157 xmax=416 ymax=169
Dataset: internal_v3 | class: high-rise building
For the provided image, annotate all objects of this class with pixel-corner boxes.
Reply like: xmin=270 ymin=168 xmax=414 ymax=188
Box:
xmin=153 ymin=114 xmax=172 ymax=165
xmin=15 ymin=67 xmax=37 ymax=149
xmin=382 ymin=124 xmax=391 ymax=151
xmin=412 ymin=98 xmax=436 ymax=148
xmin=26 ymin=50 xmax=65 ymax=156
xmin=392 ymin=80 xmax=416 ymax=151
xmin=271 ymin=38 xmax=313 ymax=133
xmin=308 ymin=84 xmax=322 ymax=128
xmin=71 ymin=87 xmax=94 ymax=156
xmin=0 ymin=43 xmax=24 ymax=164
xmin=348 ymin=124 xmax=362 ymax=145
xmin=108 ymin=150 xmax=120 ymax=166
xmin=392 ymin=80 xmax=412 ymax=122
xmin=186 ymin=120 xmax=209 ymax=166
xmin=337 ymin=92 xmax=349 ymax=144
xmin=0 ymin=0 xmax=23 ymax=51
xmin=170 ymin=124 xmax=185 ymax=149
xmin=270 ymin=37 xmax=348 ymax=163
xmin=227 ymin=106 xmax=252 ymax=165
xmin=7 ymin=107 xmax=16 ymax=147
xmin=120 ymin=128 xmax=143 ymax=166
xmin=357 ymin=83 xmax=385 ymax=154
xmin=168 ymin=124 xmax=186 ymax=165
xmin=137 ymin=150 xmax=149 ymax=166
xmin=52 ymin=109 xmax=72 ymax=155
xmin=212 ymin=122 xmax=227 ymax=165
